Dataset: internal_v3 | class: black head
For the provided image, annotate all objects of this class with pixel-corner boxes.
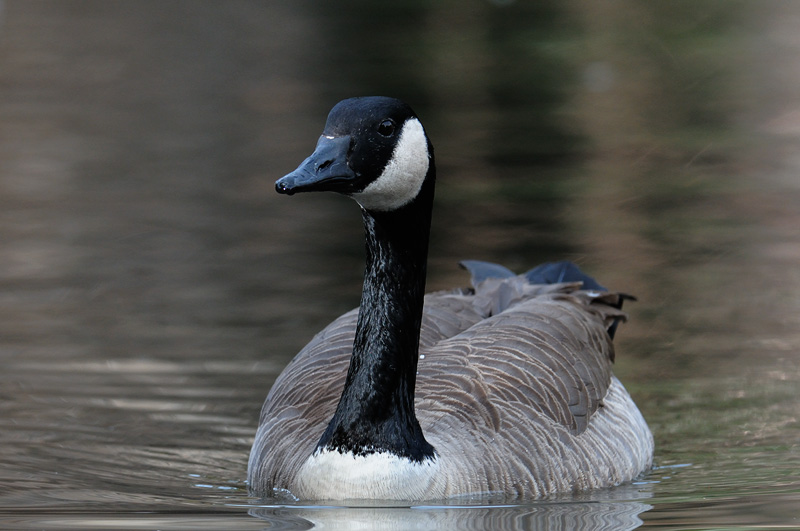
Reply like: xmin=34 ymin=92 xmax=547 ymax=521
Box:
xmin=275 ymin=97 xmax=434 ymax=212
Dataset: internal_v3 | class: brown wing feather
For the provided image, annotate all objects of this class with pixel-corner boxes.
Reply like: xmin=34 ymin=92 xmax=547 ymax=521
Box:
xmin=417 ymin=289 xmax=618 ymax=438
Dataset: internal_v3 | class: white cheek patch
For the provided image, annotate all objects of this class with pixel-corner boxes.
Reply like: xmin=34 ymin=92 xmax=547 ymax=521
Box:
xmin=352 ymin=118 xmax=430 ymax=212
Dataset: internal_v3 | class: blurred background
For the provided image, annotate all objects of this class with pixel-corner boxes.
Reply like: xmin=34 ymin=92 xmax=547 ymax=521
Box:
xmin=1 ymin=1 xmax=799 ymax=529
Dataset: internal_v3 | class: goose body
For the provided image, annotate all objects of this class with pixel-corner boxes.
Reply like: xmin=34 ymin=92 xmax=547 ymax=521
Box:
xmin=248 ymin=97 xmax=653 ymax=500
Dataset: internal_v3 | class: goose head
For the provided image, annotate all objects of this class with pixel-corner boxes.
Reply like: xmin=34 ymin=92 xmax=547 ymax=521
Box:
xmin=275 ymin=96 xmax=434 ymax=212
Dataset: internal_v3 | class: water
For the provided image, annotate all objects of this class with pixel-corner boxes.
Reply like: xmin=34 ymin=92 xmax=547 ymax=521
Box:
xmin=1 ymin=1 xmax=799 ymax=529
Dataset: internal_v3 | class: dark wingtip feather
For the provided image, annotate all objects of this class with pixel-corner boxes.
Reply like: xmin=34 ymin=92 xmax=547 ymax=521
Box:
xmin=606 ymin=293 xmax=636 ymax=339
xmin=524 ymin=261 xmax=607 ymax=291
xmin=459 ymin=260 xmax=516 ymax=286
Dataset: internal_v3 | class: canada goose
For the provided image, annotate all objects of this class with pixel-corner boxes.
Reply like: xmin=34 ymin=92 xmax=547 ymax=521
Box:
xmin=248 ymin=96 xmax=653 ymax=500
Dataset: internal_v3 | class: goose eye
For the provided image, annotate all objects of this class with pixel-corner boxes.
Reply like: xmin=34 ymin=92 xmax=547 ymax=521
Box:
xmin=377 ymin=119 xmax=396 ymax=137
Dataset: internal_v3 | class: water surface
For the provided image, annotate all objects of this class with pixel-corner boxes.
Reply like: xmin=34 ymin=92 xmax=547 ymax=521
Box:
xmin=1 ymin=1 xmax=799 ymax=529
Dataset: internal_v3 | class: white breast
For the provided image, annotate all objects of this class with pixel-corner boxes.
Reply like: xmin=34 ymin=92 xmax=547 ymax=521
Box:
xmin=292 ymin=448 xmax=443 ymax=500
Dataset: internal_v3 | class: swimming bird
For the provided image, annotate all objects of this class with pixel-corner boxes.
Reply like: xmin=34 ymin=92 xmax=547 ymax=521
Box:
xmin=248 ymin=96 xmax=653 ymax=500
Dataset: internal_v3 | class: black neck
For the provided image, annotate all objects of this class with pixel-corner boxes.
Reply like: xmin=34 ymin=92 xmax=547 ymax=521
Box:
xmin=316 ymin=175 xmax=436 ymax=461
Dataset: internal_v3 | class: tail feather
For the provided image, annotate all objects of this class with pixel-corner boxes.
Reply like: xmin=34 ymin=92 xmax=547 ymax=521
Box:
xmin=460 ymin=259 xmax=634 ymax=339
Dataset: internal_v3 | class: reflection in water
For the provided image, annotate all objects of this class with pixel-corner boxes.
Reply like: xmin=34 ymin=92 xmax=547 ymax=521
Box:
xmin=251 ymin=502 xmax=652 ymax=531
xmin=1 ymin=1 xmax=799 ymax=529
xmin=250 ymin=485 xmax=653 ymax=531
